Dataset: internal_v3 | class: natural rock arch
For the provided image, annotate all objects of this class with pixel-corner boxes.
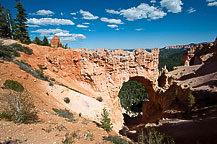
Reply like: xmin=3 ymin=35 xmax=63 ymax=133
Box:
xmin=22 ymin=44 xmax=160 ymax=132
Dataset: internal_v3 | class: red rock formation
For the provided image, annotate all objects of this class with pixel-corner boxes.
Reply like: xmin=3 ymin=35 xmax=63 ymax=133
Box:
xmin=50 ymin=35 xmax=62 ymax=48
xmin=18 ymin=44 xmax=159 ymax=132
xmin=181 ymin=39 xmax=216 ymax=66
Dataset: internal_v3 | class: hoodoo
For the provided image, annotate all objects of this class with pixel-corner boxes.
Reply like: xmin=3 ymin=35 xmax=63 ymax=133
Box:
xmin=50 ymin=35 xmax=62 ymax=48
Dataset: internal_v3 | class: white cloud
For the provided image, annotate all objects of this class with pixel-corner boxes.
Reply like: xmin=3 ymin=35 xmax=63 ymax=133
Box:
xmin=107 ymin=24 xmax=118 ymax=28
xmin=100 ymin=17 xmax=124 ymax=24
xmin=27 ymin=24 xmax=40 ymax=27
xmin=70 ymin=13 xmax=76 ymax=15
xmin=79 ymin=10 xmax=99 ymax=20
xmin=27 ymin=18 xmax=75 ymax=25
xmin=119 ymin=3 xmax=167 ymax=21
xmin=73 ymin=17 xmax=78 ymax=19
xmin=83 ymin=22 xmax=90 ymax=25
xmin=54 ymin=32 xmax=86 ymax=41
xmin=32 ymin=29 xmax=86 ymax=41
xmin=206 ymin=0 xmax=215 ymax=2
xmin=105 ymin=9 xmax=120 ymax=14
xmin=77 ymin=24 xmax=89 ymax=28
xmin=150 ymin=0 xmax=156 ymax=3
xmin=135 ymin=29 xmax=144 ymax=31
xmin=30 ymin=10 xmax=54 ymax=16
xmin=160 ymin=0 xmax=183 ymax=13
xmin=60 ymin=12 xmax=64 ymax=16
xmin=187 ymin=7 xmax=196 ymax=13
xmin=31 ymin=29 xmax=69 ymax=36
xmin=115 ymin=28 xmax=120 ymax=31
xmin=208 ymin=1 xmax=217 ymax=6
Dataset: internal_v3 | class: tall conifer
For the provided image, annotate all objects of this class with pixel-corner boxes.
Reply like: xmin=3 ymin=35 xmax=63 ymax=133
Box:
xmin=0 ymin=3 xmax=13 ymax=38
xmin=42 ymin=36 xmax=50 ymax=46
xmin=14 ymin=0 xmax=31 ymax=44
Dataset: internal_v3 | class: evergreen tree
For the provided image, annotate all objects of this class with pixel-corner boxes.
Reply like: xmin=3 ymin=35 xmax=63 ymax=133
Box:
xmin=64 ymin=43 xmax=68 ymax=49
xmin=0 ymin=3 xmax=13 ymax=38
xmin=42 ymin=36 xmax=50 ymax=46
xmin=14 ymin=0 xmax=31 ymax=44
xmin=58 ymin=42 xmax=63 ymax=48
xmin=33 ymin=36 xmax=42 ymax=45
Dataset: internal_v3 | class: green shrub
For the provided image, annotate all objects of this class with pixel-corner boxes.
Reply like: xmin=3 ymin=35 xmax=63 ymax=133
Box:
xmin=138 ymin=128 xmax=175 ymax=144
xmin=13 ymin=61 xmax=49 ymax=81
xmin=52 ymin=108 xmax=74 ymax=119
xmin=3 ymin=80 xmax=24 ymax=92
xmin=10 ymin=43 xmax=33 ymax=55
xmin=188 ymin=91 xmax=195 ymax=107
xmin=62 ymin=132 xmax=78 ymax=144
xmin=0 ymin=42 xmax=32 ymax=61
xmin=104 ymin=136 xmax=132 ymax=144
xmin=99 ymin=108 xmax=113 ymax=132
xmin=0 ymin=90 xmax=38 ymax=123
xmin=64 ymin=97 xmax=70 ymax=104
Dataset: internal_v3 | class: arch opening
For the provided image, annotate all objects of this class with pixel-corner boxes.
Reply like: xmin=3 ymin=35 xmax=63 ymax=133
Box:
xmin=118 ymin=76 xmax=154 ymax=130
xmin=118 ymin=80 xmax=149 ymax=115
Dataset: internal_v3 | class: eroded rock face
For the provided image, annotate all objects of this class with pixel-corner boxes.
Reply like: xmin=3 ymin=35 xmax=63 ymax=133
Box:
xmin=181 ymin=38 xmax=217 ymax=66
xmin=50 ymin=35 xmax=62 ymax=48
xmin=19 ymin=45 xmax=159 ymax=132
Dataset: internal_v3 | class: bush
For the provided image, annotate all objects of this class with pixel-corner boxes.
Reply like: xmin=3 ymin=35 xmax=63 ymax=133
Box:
xmin=99 ymin=108 xmax=113 ymax=132
xmin=0 ymin=42 xmax=32 ymax=61
xmin=52 ymin=108 xmax=74 ymax=119
xmin=96 ymin=97 xmax=103 ymax=102
xmin=104 ymin=136 xmax=132 ymax=144
xmin=62 ymin=132 xmax=78 ymax=144
xmin=10 ymin=43 xmax=33 ymax=55
xmin=138 ymin=128 xmax=175 ymax=144
xmin=64 ymin=97 xmax=70 ymax=104
xmin=3 ymin=80 xmax=24 ymax=92
xmin=0 ymin=90 xmax=38 ymax=123
xmin=49 ymin=82 xmax=54 ymax=87
xmin=13 ymin=61 xmax=49 ymax=81
xmin=188 ymin=91 xmax=195 ymax=107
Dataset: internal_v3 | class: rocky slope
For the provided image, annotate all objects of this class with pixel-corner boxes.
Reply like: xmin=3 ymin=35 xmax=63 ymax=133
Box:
xmin=0 ymin=38 xmax=160 ymax=133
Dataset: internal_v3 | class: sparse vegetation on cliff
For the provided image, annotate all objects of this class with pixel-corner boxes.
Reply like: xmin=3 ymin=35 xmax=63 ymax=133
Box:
xmin=52 ymin=108 xmax=74 ymax=119
xmin=104 ymin=135 xmax=132 ymax=144
xmin=3 ymin=79 xmax=24 ymax=92
xmin=0 ymin=81 xmax=38 ymax=123
xmin=138 ymin=128 xmax=175 ymax=144
xmin=188 ymin=91 xmax=195 ymax=107
xmin=0 ymin=42 xmax=32 ymax=61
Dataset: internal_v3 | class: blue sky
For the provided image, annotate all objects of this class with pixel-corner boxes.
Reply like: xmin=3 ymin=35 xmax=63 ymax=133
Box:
xmin=2 ymin=0 xmax=217 ymax=49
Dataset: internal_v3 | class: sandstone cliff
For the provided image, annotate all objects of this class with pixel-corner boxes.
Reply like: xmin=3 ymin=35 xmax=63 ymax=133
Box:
xmin=16 ymin=44 xmax=159 ymax=132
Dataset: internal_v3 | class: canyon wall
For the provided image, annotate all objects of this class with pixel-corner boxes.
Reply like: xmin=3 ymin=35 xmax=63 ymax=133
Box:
xmin=181 ymin=39 xmax=217 ymax=66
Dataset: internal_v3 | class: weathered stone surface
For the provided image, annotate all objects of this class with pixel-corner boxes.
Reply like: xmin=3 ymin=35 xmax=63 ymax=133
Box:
xmin=50 ymin=35 xmax=62 ymax=48
xmin=19 ymin=45 xmax=159 ymax=132
xmin=181 ymin=38 xmax=217 ymax=66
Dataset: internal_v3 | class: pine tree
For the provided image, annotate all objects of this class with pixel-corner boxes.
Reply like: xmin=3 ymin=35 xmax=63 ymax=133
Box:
xmin=14 ymin=0 xmax=31 ymax=44
xmin=58 ymin=42 xmax=63 ymax=48
xmin=33 ymin=36 xmax=42 ymax=45
xmin=42 ymin=36 xmax=50 ymax=46
xmin=99 ymin=108 xmax=113 ymax=132
xmin=0 ymin=3 xmax=13 ymax=38
xmin=64 ymin=43 xmax=68 ymax=49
